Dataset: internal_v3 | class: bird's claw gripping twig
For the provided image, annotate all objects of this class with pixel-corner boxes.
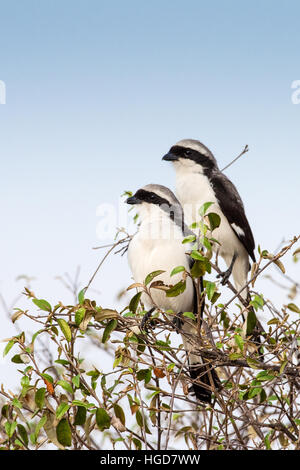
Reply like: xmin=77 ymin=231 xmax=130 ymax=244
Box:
xmin=140 ymin=308 xmax=155 ymax=333
xmin=172 ymin=312 xmax=183 ymax=333
xmin=216 ymin=268 xmax=232 ymax=285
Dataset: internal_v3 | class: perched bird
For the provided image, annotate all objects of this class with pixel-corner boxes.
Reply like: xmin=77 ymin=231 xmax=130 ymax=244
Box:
xmin=126 ymin=184 xmax=220 ymax=403
xmin=162 ymin=139 xmax=260 ymax=338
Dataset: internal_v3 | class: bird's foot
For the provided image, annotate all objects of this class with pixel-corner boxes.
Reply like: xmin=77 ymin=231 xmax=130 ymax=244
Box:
xmin=172 ymin=312 xmax=183 ymax=333
xmin=140 ymin=308 xmax=155 ymax=333
xmin=216 ymin=268 xmax=232 ymax=285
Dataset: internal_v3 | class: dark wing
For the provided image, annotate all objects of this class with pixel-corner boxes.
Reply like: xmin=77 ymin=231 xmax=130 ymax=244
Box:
xmin=210 ymin=171 xmax=256 ymax=262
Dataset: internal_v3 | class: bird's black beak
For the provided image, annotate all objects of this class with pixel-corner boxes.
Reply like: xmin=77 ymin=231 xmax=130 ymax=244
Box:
xmin=126 ymin=196 xmax=141 ymax=205
xmin=162 ymin=152 xmax=179 ymax=162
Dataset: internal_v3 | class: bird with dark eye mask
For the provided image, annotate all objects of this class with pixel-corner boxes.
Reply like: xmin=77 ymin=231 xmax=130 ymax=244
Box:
xmin=163 ymin=139 xmax=264 ymax=355
xmin=126 ymin=183 xmax=221 ymax=403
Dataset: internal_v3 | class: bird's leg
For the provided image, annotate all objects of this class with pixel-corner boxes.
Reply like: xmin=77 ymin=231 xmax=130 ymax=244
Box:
xmin=140 ymin=308 xmax=155 ymax=332
xmin=172 ymin=312 xmax=183 ymax=333
xmin=217 ymin=253 xmax=237 ymax=285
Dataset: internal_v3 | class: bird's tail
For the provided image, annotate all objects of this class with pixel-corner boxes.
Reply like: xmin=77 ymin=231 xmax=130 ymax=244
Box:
xmin=180 ymin=320 xmax=221 ymax=403
xmin=188 ymin=361 xmax=221 ymax=403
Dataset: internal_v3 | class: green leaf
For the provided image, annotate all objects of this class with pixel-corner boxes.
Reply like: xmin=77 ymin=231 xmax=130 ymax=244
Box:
xmin=234 ymin=334 xmax=244 ymax=352
xmin=35 ymin=387 xmax=46 ymax=409
xmin=190 ymin=260 xmax=206 ymax=278
xmin=78 ymin=289 xmax=85 ymax=305
xmin=75 ymin=307 xmax=86 ymax=326
xmin=136 ymin=409 xmax=152 ymax=434
xmin=207 ymin=212 xmax=221 ymax=231
xmin=41 ymin=373 xmax=54 ymax=383
xmin=204 ymin=280 xmax=216 ymax=301
xmin=129 ymin=292 xmax=142 ymax=313
xmin=3 ymin=339 xmax=15 ymax=357
xmin=190 ymin=250 xmax=206 ymax=260
xmin=102 ymin=319 xmax=118 ymax=343
xmin=11 ymin=354 xmax=24 ymax=364
xmin=57 ymin=380 xmax=73 ymax=394
xmin=137 ymin=368 xmax=152 ymax=384
xmin=183 ymin=312 xmax=196 ymax=321
xmin=170 ymin=266 xmax=186 ymax=277
xmin=34 ymin=415 xmax=47 ymax=439
xmin=287 ymin=303 xmax=300 ymax=314
xmin=74 ymin=406 xmax=87 ymax=426
xmin=72 ymin=374 xmax=80 ymax=388
xmin=199 ymin=201 xmax=214 ymax=216
xmin=113 ymin=403 xmax=126 ymax=426
xmin=144 ymin=270 xmax=165 ymax=286
xmin=56 ymin=418 xmax=72 ymax=447
xmin=56 ymin=403 xmax=70 ymax=420
xmin=132 ymin=437 xmax=142 ymax=450
xmin=32 ymin=298 xmax=52 ymax=312
xmin=12 ymin=398 xmax=22 ymax=409
xmin=166 ymin=280 xmax=186 ymax=297
xmin=182 ymin=234 xmax=196 ymax=244
xmin=17 ymin=424 xmax=28 ymax=446
xmin=5 ymin=421 xmax=17 ymax=438
xmin=57 ymin=319 xmax=72 ymax=342
xmin=96 ymin=408 xmax=111 ymax=431
xmin=248 ymin=387 xmax=262 ymax=399
xmin=246 ymin=310 xmax=257 ymax=335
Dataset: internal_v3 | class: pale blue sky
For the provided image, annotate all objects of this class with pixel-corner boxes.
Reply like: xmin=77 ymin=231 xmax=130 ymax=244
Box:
xmin=0 ymin=1 xmax=299 ymax=380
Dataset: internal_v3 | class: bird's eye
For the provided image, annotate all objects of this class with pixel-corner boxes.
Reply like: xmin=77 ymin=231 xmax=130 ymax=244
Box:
xmin=185 ymin=150 xmax=191 ymax=156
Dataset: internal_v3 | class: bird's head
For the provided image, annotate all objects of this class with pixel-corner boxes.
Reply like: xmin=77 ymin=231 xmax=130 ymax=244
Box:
xmin=126 ymin=184 xmax=184 ymax=228
xmin=162 ymin=139 xmax=218 ymax=174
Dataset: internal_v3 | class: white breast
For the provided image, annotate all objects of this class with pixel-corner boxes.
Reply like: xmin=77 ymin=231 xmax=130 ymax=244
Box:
xmin=175 ymin=169 xmax=244 ymax=264
xmin=128 ymin=213 xmax=194 ymax=314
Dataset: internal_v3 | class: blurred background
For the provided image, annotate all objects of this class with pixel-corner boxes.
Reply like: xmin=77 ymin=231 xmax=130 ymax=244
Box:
xmin=0 ymin=0 xmax=299 ymax=386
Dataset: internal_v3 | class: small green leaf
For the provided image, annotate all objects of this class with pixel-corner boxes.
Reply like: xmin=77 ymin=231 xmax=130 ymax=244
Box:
xmin=32 ymin=298 xmax=52 ymax=312
xmin=145 ymin=270 xmax=165 ymax=286
xmin=96 ymin=408 xmax=111 ymax=431
xmin=234 ymin=334 xmax=244 ymax=352
xmin=199 ymin=201 xmax=214 ymax=216
xmin=102 ymin=319 xmax=118 ymax=343
xmin=287 ymin=303 xmax=300 ymax=314
xmin=136 ymin=409 xmax=152 ymax=434
xmin=72 ymin=375 xmax=80 ymax=388
xmin=35 ymin=387 xmax=46 ymax=409
xmin=170 ymin=266 xmax=186 ymax=277
xmin=182 ymin=234 xmax=196 ymax=244
xmin=57 ymin=319 xmax=72 ymax=342
xmin=166 ymin=280 xmax=186 ymax=297
xmin=190 ymin=260 xmax=206 ymax=278
xmin=113 ymin=403 xmax=126 ymax=426
xmin=74 ymin=406 xmax=87 ymax=426
xmin=57 ymin=380 xmax=73 ymax=394
xmin=56 ymin=403 xmax=70 ymax=420
xmin=129 ymin=292 xmax=142 ymax=313
xmin=203 ymin=280 xmax=216 ymax=301
xmin=246 ymin=310 xmax=257 ymax=335
xmin=5 ymin=421 xmax=17 ymax=438
xmin=56 ymin=418 xmax=72 ymax=447
xmin=78 ymin=288 xmax=85 ymax=305
xmin=207 ymin=212 xmax=221 ymax=231
xmin=137 ymin=368 xmax=152 ymax=384
xmin=190 ymin=250 xmax=206 ymax=261
xmin=3 ymin=339 xmax=15 ymax=357
xmin=17 ymin=424 xmax=28 ymax=446
xmin=11 ymin=354 xmax=24 ymax=364
xmin=12 ymin=398 xmax=22 ymax=409
xmin=75 ymin=307 xmax=86 ymax=326
xmin=183 ymin=312 xmax=196 ymax=321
